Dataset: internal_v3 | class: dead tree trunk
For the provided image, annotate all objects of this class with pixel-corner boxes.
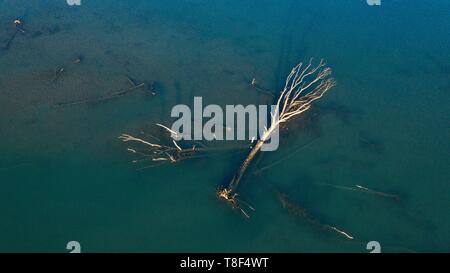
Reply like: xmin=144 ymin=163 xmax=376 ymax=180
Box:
xmin=229 ymin=139 xmax=265 ymax=192
xmin=218 ymin=59 xmax=336 ymax=212
xmin=228 ymin=125 xmax=277 ymax=192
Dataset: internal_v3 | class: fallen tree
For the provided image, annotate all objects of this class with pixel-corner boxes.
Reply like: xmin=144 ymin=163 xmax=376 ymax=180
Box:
xmin=119 ymin=59 xmax=341 ymax=228
xmin=217 ymin=59 xmax=336 ymax=211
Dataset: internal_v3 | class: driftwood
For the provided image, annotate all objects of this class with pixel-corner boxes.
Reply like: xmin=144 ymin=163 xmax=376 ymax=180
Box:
xmin=218 ymin=59 xmax=336 ymax=209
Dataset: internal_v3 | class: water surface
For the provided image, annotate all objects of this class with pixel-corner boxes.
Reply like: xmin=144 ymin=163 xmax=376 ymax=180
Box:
xmin=0 ymin=0 xmax=449 ymax=252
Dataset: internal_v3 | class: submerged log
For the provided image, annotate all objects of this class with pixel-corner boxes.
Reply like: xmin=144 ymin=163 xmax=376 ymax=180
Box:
xmin=315 ymin=183 xmax=400 ymax=201
xmin=260 ymin=175 xmax=354 ymax=240
xmin=2 ymin=19 xmax=26 ymax=51
xmin=53 ymin=75 xmax=145 ymax=107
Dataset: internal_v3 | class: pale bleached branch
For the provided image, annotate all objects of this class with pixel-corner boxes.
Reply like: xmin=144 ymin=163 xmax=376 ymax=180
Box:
xmin=156 ymin=123 xmax=181 ymax=139
xmin=219 ymin=59 xmax=336 ymax=214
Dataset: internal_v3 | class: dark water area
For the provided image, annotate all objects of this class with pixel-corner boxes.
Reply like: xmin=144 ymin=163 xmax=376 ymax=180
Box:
xmin=0 ymin=0 xmax=449 ymax=252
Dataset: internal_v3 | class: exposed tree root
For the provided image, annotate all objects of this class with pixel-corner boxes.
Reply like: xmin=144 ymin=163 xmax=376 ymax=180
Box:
xmin=216 ymin=187 xmax=255 ymax=219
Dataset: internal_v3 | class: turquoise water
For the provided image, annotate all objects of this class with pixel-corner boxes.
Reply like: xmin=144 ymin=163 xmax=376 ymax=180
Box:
xmin=0 ymin=0 xmax=449 ymax=252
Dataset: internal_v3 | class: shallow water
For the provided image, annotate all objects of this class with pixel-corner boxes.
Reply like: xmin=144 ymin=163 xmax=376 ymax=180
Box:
xmin=0 ymin=0 xmax=449 ymax=252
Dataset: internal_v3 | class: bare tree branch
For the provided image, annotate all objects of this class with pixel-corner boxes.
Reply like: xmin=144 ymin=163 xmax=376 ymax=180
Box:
xmin=218 ymin=59 xmax=336 ymax=212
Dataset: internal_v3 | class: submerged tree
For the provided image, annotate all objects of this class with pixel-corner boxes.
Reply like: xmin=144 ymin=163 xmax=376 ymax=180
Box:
xmin=119 ymin=59 xmax=336 ymax=219
xmin=217 ymin=59 xmax=336 ymax=209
